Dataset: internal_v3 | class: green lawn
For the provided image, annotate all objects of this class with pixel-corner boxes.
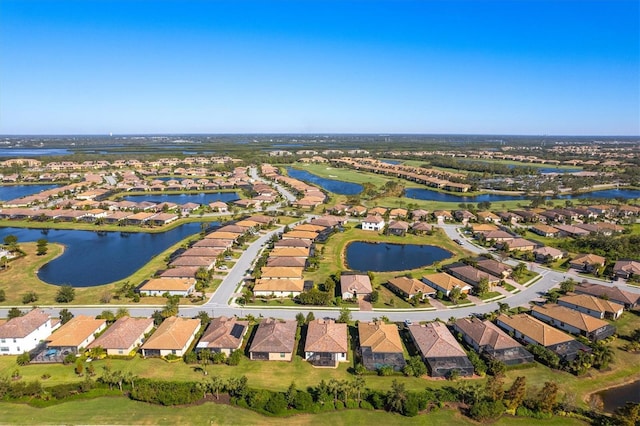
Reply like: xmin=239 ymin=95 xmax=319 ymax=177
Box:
xmin=1 ymin=397 xmax=588 ymax=426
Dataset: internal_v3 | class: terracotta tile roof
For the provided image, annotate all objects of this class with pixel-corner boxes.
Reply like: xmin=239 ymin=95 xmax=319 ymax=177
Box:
xmin=193 ymin=239 xmax=234 ymax=248
xmin=472 ymin=224 xmax=499 ymax=232
xmin=260 ymin=267 xmax=304 ymax=279
xmin=269 ymin=247 xmax=310 ymax=257
xmin=294 ymin=224 xmax=326 ymax=232
xmin=0 ymin=309 xmax=50 ymax=339
xmin=571 ymin=253 xmax=606 ymax=266
xmin=266 ymin=257 xmax=306 ymax=268
xmin=282 ymin=230 xmax=319 ymax=240
xmin=358 ymin=321 xmax=403 ymax=353
xmin=205 ymin=231 xmax=241 ymax=240
xmin=574 ymin=282 xmax=640 ymax=306
xmin=507 ymin=238 xmax=537 ymax=249
xmin=254 ymin=278 xmax=305 ymax=293
xmin=47 ymin=315 xmax=107 ymax=348
xmin=160 ymin=267 xmax=199 ymax=278
xmin=198 ymin=316 xmax=248 ymax=350
xmin=140 ymin=277 xmax=196 ymax=292
xmin=533 ymin=246 xmax=564 ymax=258
xmin=141 ymin=317 xmax=201 ymax=351
xmin=614 ymin=260 xmax=640 ymax=276
xmin=250 ymin=318 xmax=297 ymax=354
xmin=531 ymin=305 xmax=611 ymax=333
xmin=476 ymin=259 xmax=512 ymax=276
xmin=341 ymin=274 xmax=373 ymax=295
xmin=496 ymin=313 xmax=573 ymax=347
xmin=388 ymin=277 xmax=435 ymax=296
xmin=87 ymin=317 xmax=153 ymax=350
xmin=422 ymin=273 xmax=471 ymax=292
xmin=363 ymin=214 xmax=384 ymax=224
xmin=558 ymin=294 xmax=624 ymax=316
xmin=454 ymin=317 xmax=524 ymax=351
xmin=273 ymin=239 xmax=312 ymax=248
xmin=408 ymin=322 xmax=467 ymax=358
xmin=181 ymin=247 xmax=224 ymax=257
xmin=169 ymin=256 xmax=214 ymax=267
xmin=449 ymin=265 xmax=501 ymax=284
xmin=305 ymin=319 xmax=348 ymax=353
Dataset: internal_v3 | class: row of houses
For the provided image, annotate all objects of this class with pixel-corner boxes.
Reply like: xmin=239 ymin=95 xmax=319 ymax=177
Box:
xmin=260 ymin=164 xmax=327 ymax=209
xmin=155 ymin=215 xmax=276 ymax=284
xmin=331 ymin=158 xmax=471 ymax=192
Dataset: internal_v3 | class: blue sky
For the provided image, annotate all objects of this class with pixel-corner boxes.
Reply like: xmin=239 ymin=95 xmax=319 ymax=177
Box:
xmin=1 ymin=0 xmax=638 ymax=135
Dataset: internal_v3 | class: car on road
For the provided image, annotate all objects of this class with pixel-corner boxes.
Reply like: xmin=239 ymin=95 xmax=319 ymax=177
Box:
xmin=453 ymin=239 xmax=464 ymax=245
xmin=404 ymin=319 xmax=413 ymax=326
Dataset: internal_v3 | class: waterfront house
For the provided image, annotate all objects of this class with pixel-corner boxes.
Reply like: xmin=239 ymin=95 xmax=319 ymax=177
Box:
xmin=340 ymin=273 xmax=373 ymax=300
xmin=361 ymin=215 xmax=385 ymax=231
xmin=139 ymin=277 xmax=196 ymax=297
xmin=249 ymin=318 xmax=297 ymax=361
xmin=387 ymin=277 xmax=436 ymax=300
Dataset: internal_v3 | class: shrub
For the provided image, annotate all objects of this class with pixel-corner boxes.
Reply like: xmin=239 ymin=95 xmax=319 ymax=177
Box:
xmin=183 ymin=352 xmax=197 ymax=364
xmin=55 ymin=285 xmax=75 ymax=303
xmin=63 ymin=353 xmax=77 ymax=365
xmin=227 ymin=349 xmax=243 ymax=366
xmin=265 ymin=392 xmax=287 ymax=414
xmin=360 ymin=400 xmax=374 ymax=410
xmin=16 ymin=353 xmax=30 ymax=366
xmin=130 ymin=379 xmax=202 ymax=405
xmin=293 ymin=390 xmax=313 ymax=411
xmin=0 ymin=289 xmax=5 ymax=302
xmin=22 ymin=291 xmax=38 ymax=304
xmin=334 ymin=400 xmax=344 ymax=410
xmin=467 ymin=350 xmax=487 ymax=376
xmin=470 ymin=400 xmax=505 ymax=421
xmin=377 ymin=365 xmax=394 ymax=376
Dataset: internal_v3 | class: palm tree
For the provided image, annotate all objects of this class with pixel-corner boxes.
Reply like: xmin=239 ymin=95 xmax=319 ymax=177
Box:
xmin=352 ymin=377 xmax=365 ymax=404
xmin=210 ymin=376 xmax=224 ymax=400
xmin=386 ymin=380 xmax=407 ymax=413
xmin=328 ymin=378 xmax=340 ymax=404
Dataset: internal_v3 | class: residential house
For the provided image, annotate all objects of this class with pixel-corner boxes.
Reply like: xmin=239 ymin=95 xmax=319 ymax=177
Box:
xmin=447 ymin=265 xmax=501 ymax=287
xmin=249 ymin=318 xmax=297 ymax=361
xmin=358 ymin=321 xmax=406 ymax=371
xmin=454 ymin=210 xmax=477 ymax=222
xmin=260 ymin=267 xmax=304 ymax=280
xmin=574 ymin=282 xmax=640 ymax=309
xmin=387 ymin=277 xmax=436 ymax=300
xmin=46 ymin=316 xmax=107 ymax=355
xmin=477 ymin=211 xmax=501 ymax=224
xmin=533 ymin=246 xmax=564 ymax=263
xmin=530 ymin=224 xmax=560 ymax=238
xmin=555 ymin=224 xmax=590 ymax=238
xmin=139 ymin=277 xmax=196 ymax=297
xmin=196 ymin=316 xmax=249 ymax=355
xmin=389 ymin=208 xmax=408 ymax=219
xmin=530 ymin=305 xmax=616 ymax=341
xmin=453 ymin=317 xmax=533 ymax=366
xmin=475 ymin=259 xmax=512 ymax=279
xmin=141 ymin=317 xmax=201 ymax=357
xmin=411 ymin=209 xmax=430 ymax=221
xmin=558 ymin=294 xmax=624 ymax=320
xmin=504 ymin=238 xmax=537 ymax=252
xmin=304 ymin=319 xmax=348 ymax=367
xmin=361 ymin=215 xmax=385 ymax=231
xmin=387 ymin=220 xmax=409 ymax=236
xmin=340 ymin=273 xmax=373 ymax=300
xmin=570 ymin=254 xmax=606 ymax=274
xmin=421 ymin=273 xmax=472 ymax=297
xmin=253 ymin=278 xmax=305 ymax=297
xmin=433 ymin=210 xmax=454 ymax=222
xmin=496 ymin=314 xmax=590 ymax=362
xmin=0 ymin=309 xmax=55 ymax=355
xmin=480 ymin=230 xmax=515 ymax=243
xmin=87 ymin=317 xmax=154 ymax=356
xmin=408 ymin=322 xmax=473 ymax=377
xmin=613 ymin=260 xmax=640 ymax=280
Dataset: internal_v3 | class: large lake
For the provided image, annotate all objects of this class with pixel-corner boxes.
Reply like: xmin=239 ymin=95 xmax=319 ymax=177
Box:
xmin=121 ymin=192 xmax=240 ymax=204
xmin=286 ymin=168 xmax=363 ymax=195
xmin=405 ymin=188 xmax=640 ymax=203
xmin=0 ymin=184 xmax=60 ymax=201
xmin=0 ymin=148 xmax=71 ymax=157
xmin=346 ymin=241 xmax=451 ymax=272
xmin=0 ymin=223 xmax=205 ymax=287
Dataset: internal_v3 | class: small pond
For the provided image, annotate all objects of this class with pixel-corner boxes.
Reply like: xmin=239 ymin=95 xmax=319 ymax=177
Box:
xmin=345 ymin=241 xmax=452 ymax=272
xmin=121 ymin=192 xmax=240 ymax=204
xmin=0 ymin=223 xmax=206 ymax=287
xmin=597 ymin=380 xmax=640 ymax=413
xmin=0 ymin=184 xmax=60 ymax=201
xmin=286 ymin=168 xmax=363 ymax=195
